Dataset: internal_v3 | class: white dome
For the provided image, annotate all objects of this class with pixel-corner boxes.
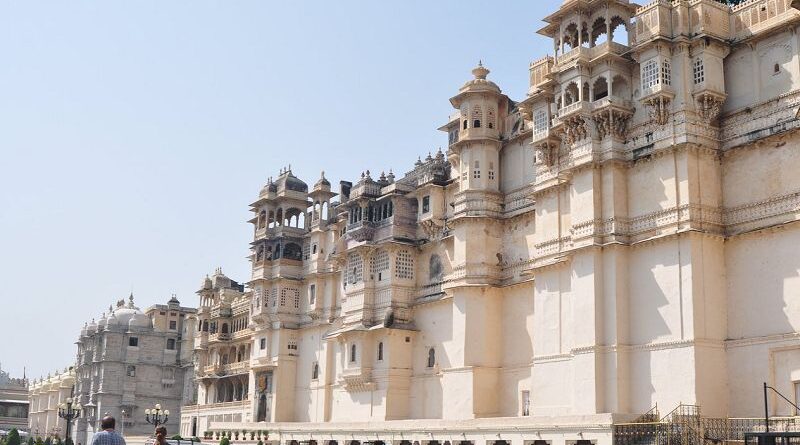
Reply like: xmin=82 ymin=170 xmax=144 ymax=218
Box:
xmin=128 ymin=312 xmax=151 ymax=329
xmin=97 ymin=313 xmax=108 ymax=329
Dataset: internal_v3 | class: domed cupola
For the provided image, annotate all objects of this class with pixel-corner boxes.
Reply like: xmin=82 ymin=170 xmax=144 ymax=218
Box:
xmin=97 ymin=311 xmax=108 ymax=330
xmin=458 ymin=61 xmax=501 ymax=95
xmin=313 ymin=171 xmax=331 ymax=192
xmin=276 ymin=167 xmax=308 ymax=193
xmin=86 ymin=318 xmax=97 ymax=334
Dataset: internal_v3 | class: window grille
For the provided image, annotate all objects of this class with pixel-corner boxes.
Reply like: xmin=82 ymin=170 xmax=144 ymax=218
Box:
xmin=280 ymin=288 xmax=287 ymax=307
xmin=693 ymin=58 xmax=705 ymax=84
xmin=370 ymin=249 xmax=390 ymax=278
xmin=271 ymin=288 xmax=277 ymax=307
xmin=348 ymin=252 xmax=363 ymax=283
xmin=534 ymin=110 xmax=548 ymax=136
xmin=395 ymin=250 xmax=414 ymax=280
xmin=642 ymin=59 xmax=659 ymax=89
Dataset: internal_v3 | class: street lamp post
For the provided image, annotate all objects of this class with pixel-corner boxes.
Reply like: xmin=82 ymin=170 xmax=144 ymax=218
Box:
xmin=144 ymin=404 xmax=170 ymax=429
xmin=57 ymin=398 xmax=82 ymax=444
xmin=120 ymin=410 xmax=126 ymax=437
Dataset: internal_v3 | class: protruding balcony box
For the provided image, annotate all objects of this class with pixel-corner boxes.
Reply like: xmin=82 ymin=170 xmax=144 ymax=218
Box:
xmin=690 ymin=0 xmax=732 ymax=40
xmin=456 ymin=126 xmax=500 ymax=142
xmin=209 ymin=332 xmax=231 ymax=342
xmin=194 ymin=331 xmax=209 ymax=349
xmin=640 ymin=82 xmax=675 ymax=102
xmin=346 ymin=220 xmax=376 ymax=242
xmin=732 ymin=0 xmax=800 ymax=41
xmin=529 ymin=56 xmax=555 ymax=92
xmin=532 ymin=127 xmax=560 ymax=145
xmin=634 ymin=0 xmax=674 ymax=44
xmin=592 ymin=95 xmax=635 ymax=114
xmin=552 ymin=101 xmax=591 ymax=128
xmin=340 ymin=366 xmax=374 ymax=391
xmin=251 ymin=258 xmax=303 ymax=281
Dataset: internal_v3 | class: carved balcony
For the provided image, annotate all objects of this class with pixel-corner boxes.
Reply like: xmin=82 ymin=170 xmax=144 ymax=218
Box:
xmin=592 ymin=96 xmax=635 ymax=140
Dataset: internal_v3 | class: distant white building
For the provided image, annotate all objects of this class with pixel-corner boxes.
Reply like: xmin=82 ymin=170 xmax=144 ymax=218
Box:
xmin=72 ymin=295 xmax=196 ymax=444
xmin=28 ymin=368 xmax=73 ymax=439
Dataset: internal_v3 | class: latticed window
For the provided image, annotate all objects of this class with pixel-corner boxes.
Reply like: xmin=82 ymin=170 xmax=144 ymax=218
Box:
xmin=487 ymin=107 xmax=496 ymax=129
xmin=395 ymin=250 xmax=414 ymax=279
xmin=533 ymin=110 xmax=548 ymax=136
xmin=662 ymin=60 xmax=671 ymax=86
xmin=292 ymin=288 xmax=300 ymax=309
xmin=280 ymin=288 xmax=287 ymax=307
xmin=472 ymin=104 xmax=483 ymax=128
xmin=693 ymin=58 xmax=704 ymax=84
xmin=270 ymin=288 xmax=277 ymax=307
xmin=473 ymin=160 xmax=481 ymax=179
xmin=370 ymin=249 xmax=390 ymax=280
xmin=642 ymin=59 xmax=659 ymax=89
xmin=348 ymin=252 xmax=363 ymax=284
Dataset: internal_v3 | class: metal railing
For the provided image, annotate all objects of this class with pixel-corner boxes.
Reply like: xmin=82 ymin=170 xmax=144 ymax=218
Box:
xmin=615 ymin=404 xmax=800 ymax=445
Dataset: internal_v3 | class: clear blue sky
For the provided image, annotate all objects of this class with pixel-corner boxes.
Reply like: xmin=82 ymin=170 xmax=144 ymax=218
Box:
xmin=0 ymin=1 xmax=560 ymax=380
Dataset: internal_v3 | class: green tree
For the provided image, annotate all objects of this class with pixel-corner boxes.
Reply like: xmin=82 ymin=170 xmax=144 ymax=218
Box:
xmin=219 ymin=437 xmax=230 ymax=445
xmin=34 ymin=437 xmax=44 ymax=445
xmin=27 ymin=436 xmax=34 ymax=445
xmin=6 ymin=429 xmax=21 ymax=445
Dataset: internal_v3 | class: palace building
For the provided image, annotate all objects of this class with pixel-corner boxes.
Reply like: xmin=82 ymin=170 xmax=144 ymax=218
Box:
xmin=0 ymin=365 xmax=30 ymax=434
xmin=70 ymin=295 xmax=196 ymax=444
xmin=180 ymin=0 xmax=800 ymax=444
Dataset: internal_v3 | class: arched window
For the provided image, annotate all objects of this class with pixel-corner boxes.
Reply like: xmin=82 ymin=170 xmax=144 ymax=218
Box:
xmin=377 ymin=342 xmax=384 ymax=361
xmin=350 ymin=344 xmax=357 ymax=362
xmin=221 ymin=323 xmax=229 ymax=334
xmin=312 ymin=362 xmax=319 ymax=380
xmin=427 ymin=348 xmax=436 ymax=368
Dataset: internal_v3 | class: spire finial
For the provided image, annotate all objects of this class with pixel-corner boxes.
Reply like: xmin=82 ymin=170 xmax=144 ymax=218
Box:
xmin=472 ymin=61 xmax=489 ymax=80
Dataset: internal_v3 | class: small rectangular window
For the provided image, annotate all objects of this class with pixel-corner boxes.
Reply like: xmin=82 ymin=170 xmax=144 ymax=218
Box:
xmin=169 ymin=320 xmax=177 ymax=330
xmin=522 ymin=390 xmax=531 ymax=416
xmin=794 ymin=381 xmax=800 ymax=415
xmin=128 ymin=337 xmax=138 ymax=347
xmin=422 ymin=196 xmax=430 ymax=214
xmin=259 ymin=338 xmax=266 ymax=350
xmin=166 ymin=338 xmax=176 ymax=350
xmin=309 ymin=284 xmax=316 ymax=305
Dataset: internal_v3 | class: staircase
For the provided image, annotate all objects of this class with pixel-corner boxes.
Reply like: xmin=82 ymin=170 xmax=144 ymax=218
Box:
xmin=612 ymin=404 xmax=798 ymax=445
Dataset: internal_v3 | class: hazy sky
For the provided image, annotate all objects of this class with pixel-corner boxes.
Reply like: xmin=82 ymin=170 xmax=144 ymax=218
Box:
xmin=0 ymin=1 xmax=560 ymax=380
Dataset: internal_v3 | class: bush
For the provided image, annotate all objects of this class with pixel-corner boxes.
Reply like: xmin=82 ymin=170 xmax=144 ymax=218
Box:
xmin=6 ymin=430 xmax=20 ymax=445
xmin=35 ymin=438 xmax=44 ymax=445
xmin=64 ymin=439 xmax=73 ymax=445
xmin=27 ymin=436 xmax=34 ymax=445
xmin=257 ymin=441 xmax=263 ymax=445
xmin=219 ymin=438 xmax=230 ymax=445
xmin=42 ymin=437 xmax=51 ymax=445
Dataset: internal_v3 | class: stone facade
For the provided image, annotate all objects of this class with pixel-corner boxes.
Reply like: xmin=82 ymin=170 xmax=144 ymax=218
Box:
xmin=0 ymin=366 xmax=30 ymax=434
xmin=180 ymin=0 xmax=800 ymax=444
xmin=73 ymin=295 xmax=196 ymax=444
xmin=28 ymin=368 xmax=73 ymax=438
